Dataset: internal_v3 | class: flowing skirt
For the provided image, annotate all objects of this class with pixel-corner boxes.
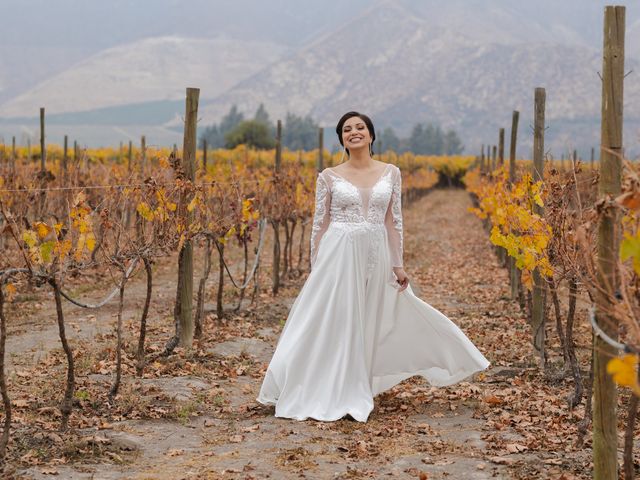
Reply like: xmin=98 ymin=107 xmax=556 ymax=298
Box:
xmin=257 ymin=221 xmax=490 ymax=422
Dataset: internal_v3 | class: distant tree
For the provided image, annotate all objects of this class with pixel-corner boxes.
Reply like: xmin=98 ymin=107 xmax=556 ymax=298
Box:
xmin=443 ymin=129 xmax=464 ymax=154
xmin=409 ymin=123 xmax=427 ymax=153
xmin=224 ymin=120 xmax=275 ymax=149
xmin=254 ymin=103 xmax=271 ymax=125
xmin=407 ymin=122 xmax=462 ymax=154
xmin=200 ymin=104 xmax=245 ymax=148
xmin=282 ymin=113 xmax=319 ymax=150
xmin=254 ymin=103 xmax=275 ymax=138
xmin=378 ymin=127 xmax=401 ymax=153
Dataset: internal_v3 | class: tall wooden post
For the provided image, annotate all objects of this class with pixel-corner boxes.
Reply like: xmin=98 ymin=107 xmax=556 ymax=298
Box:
xmin=480 ymin=144 xmax=485 ymax=174
xmin=202 ymin=139 xmax=208 ymax=172
xmin=593 ymin=6 xmax=624 ymax=479
xmin=140 ymin=135 xmax=146 ymax=177
xmin=317 ymin=127 xmax=324 ymax=172
xmin=39 ymin=108 xmax=46 ymax=173
xmin=509 ymin=111 xmax=520 ymax=300
xmin=491 ymin=145 xmax=497 ymax=173
xmin=63 ymin=135 xmax=68 ymax=184
xmin=127 ymin=141 xmax=133 ymax=175
xmin=272 ymin=119 xmax=282 ymax=295
xmin=531 ymin=87 xmax=546 ymax=366
xmin=10 ymin=136 xmax=15 ymax=178
xmin=498 ymin=128 xmax=505 ymax=167
xmin=178 ymin=88 xmax=199 ymax=347
xmin=591 ymin=147 xmax=595 ymax=170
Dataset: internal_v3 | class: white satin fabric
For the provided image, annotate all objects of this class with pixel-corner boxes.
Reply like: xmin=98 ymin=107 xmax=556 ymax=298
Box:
xmin=257 ymin=164 xmax=490 ymax=422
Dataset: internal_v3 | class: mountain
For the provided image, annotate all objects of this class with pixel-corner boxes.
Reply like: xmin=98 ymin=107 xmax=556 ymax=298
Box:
xmin=0 ymin=36 xmax=289 ymax=117
xmin=174 ymin=1 xmax=640 ymax=155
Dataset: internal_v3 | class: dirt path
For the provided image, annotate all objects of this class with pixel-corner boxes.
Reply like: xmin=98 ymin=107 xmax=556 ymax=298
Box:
xmin=8 ymin=188 xmax=597 ymax=479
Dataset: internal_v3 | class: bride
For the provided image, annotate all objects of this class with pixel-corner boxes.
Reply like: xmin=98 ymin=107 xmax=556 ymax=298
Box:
xmin=257 ymin=111 xmax=490 ymax=422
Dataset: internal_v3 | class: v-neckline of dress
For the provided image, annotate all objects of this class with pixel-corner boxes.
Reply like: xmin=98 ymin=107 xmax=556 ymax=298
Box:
xmin=326 ymin=163 xmax=391 ymax=190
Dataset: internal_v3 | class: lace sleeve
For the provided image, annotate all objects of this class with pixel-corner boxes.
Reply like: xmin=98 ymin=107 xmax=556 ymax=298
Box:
xmin=384 ymin=166 xmax=403 ymax=268
xmin=310 ymin=172 xmax=331 ymax=269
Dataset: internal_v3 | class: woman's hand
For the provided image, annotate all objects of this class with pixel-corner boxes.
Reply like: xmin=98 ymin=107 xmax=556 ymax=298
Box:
xmin=393 ymin=267 xmax=409 ymax=292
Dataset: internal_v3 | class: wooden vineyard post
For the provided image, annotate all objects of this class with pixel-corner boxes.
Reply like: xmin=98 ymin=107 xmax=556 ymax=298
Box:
xmin=10 ymin=137 xmax=15 ymax=179
xmin=496 ymin=128 xmax=506 ymax=264
xmin=531 ymin=87 xmax=546 ymax=366
xmin=591 ymin=146 xmax=595 ymax=170
xmin=126 ymin=141 xmax=131 ymax=175
xmin=593 ymin=6 xmax=624 ymax=479
xmin=63 ymin=135 xmax=68 ymax=184
xmin=480 ymin=144 xmax=485 ymax=174
xmin=486 ymin=145 xmax=491 ymax=174
xmin=498 ymin=128 xmax=505 ymax=167
xmin=178 ymin=87 xmax=199 ymax=347
xmin=272 ymin=119 xmax=282 ymax=295
xmin=491 ymin=145 xmax=497 ymax=174
xmin=202 ymin=139 xmax=208 ymax=172
xmin=509 ymin=111 xmax=520 ymax=300
xmin=39 ymin=108 xmax=46 ymax=173
xmin=37 ymin=108 xmax=47 ymax=218
xmin=317 ymin=127 xmax=324 ymax=172
xmin=140 ymin=135 xmax=146 ymax=177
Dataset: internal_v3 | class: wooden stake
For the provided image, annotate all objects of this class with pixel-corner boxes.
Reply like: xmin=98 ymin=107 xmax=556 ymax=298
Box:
xmin=593 ymin=6 xmax=624 ymax=478
xmin=317 ymin=127 xmax=324 ymax=172
xmin=63 ymin=135 xmax=68 ymax=184
xmin=141 ymin=135 xmax=146 ymax=177
xmin=39 ymin=108 xmax=46 ymax=172
xmin=509 ymin=111 xmax=520 ymax=300
xmin=178 ymin=87 xmax=199 ymax=348
xmin=498 ymin=128 xmax=505 ymax=167
xmin=531 ymin=87 xmax=546 ymax=366
xmin=202 ymin=139 xmax=208 ymax=172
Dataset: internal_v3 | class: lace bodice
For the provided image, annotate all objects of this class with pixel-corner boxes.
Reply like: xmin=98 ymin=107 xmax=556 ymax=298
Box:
xmin=310 ymin=163 xmax=403 ymax=269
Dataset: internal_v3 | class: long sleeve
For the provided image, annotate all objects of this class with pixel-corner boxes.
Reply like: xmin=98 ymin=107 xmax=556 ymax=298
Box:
xmin=384 ymin=166 xmax=403 ymax=268
xmin=310 ymin=172 xmax=331 ymax=268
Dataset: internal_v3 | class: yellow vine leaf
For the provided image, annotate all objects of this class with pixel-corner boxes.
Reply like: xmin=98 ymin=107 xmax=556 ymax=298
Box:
xmin=34 ymin=221 xmax=52 ymax=239
xmin=39 ymin=241 xmax=55 ymax=264
xmin=5 ymin=283 xmax=16 ymax=301
xmin=22 ymin=230 xmax=38 ymax=248
xmin=607 ymin=354 xmax=640 ymax=395
xmin=620 ymin=233 xmax=640 ymax=275
xmin=137 ymin=202 xmax=154 ymax=221
xmin=187 ymin=195 xmax=198 ymax=213
xmin=86 ymin=232 xmax=96 ymax=252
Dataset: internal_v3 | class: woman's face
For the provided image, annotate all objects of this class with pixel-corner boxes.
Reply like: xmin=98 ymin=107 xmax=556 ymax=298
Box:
xmin=341 ymin=116 xmax=371 ymax=152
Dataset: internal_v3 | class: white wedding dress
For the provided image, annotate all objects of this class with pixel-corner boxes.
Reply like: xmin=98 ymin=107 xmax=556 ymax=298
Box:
xmin=257 ymin=163 xmax=490 ymax=422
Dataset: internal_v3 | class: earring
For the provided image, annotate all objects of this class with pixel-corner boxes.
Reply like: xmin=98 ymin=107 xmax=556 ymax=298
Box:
xmin=340 ymin=144 xmax=346 ymax=163
xmin=369 ymin=142 xmax=373 ymax=157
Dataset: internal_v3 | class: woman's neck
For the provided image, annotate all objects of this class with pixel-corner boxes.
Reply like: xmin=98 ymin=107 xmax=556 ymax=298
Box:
xmin=346 ymin=148 xmax=375 ymax=169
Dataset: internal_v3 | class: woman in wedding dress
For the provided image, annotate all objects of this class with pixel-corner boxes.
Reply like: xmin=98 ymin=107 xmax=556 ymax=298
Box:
xmin=257 ymin=111 xmax=490 ymax=422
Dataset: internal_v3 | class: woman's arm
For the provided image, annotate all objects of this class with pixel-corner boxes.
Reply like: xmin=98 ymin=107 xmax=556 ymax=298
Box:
xmin=385 ymin=166 xmax=403 ymax=268
xmin=310 ymin=172 xmax=331 ymax=269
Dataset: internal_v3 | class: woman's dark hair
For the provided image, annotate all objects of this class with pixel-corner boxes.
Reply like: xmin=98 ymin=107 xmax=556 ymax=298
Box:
xmin=335 ymin=111 xmax=376 ymax=156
